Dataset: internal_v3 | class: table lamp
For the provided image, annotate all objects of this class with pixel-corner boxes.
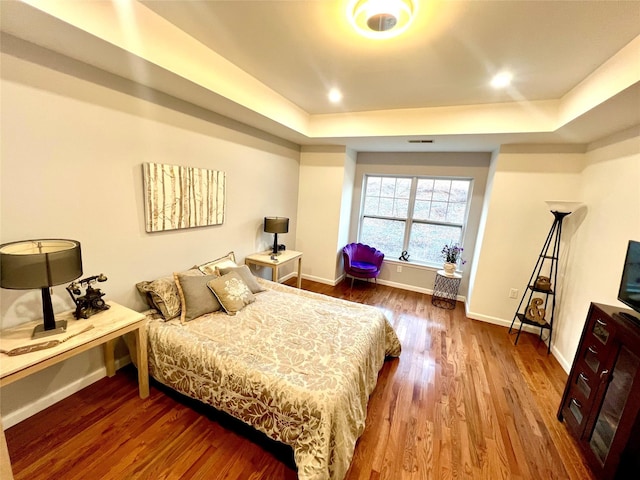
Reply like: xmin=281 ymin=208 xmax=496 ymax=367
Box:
xmin=0 ymin=239 xmax=82 ymax=338
xmin=264 ymin=217 xmax=289 ymax=255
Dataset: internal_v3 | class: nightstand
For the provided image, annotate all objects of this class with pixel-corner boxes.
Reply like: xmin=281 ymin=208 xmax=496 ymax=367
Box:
xmin=245 ymin=250 xmax=303 ymax=288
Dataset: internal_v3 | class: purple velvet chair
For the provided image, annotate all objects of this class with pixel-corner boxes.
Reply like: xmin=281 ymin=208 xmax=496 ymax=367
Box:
xmin=342 ymin=243 xmax=384 ymax=288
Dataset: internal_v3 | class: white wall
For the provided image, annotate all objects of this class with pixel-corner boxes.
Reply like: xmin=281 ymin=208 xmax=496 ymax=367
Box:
xmin=467 ymin=146 xmax=584 ymax=328
xmin=467 ymin=134 xmax=640 ymax=371
xmin=336 ymin=149 xmax=357 ymax=277
xmin=0 ymin=49 xmax=300 ymax=426
xmin=349 ymin=152 xmax=491 ymax=296
xmin=296 ymin=146 xmax=353 ymax=284
xmin=557 ymin=127 xmax=640 ymax=369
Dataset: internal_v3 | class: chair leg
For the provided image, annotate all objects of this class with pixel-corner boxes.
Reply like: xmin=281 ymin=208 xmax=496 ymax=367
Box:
xmin=350 ymin=276 xmax=354 ymax=289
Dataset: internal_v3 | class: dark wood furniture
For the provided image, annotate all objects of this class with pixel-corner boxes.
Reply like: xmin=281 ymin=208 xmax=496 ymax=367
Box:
xmin=558 ymin=302 xmax=640 ymax=479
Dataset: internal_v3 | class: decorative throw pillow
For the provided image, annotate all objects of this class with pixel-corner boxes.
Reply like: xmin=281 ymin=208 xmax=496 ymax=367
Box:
xmin=136 ymin=267 xmax=203 ymax=320
xmin=217 ymin=265 xmax=265 ymax=294
xmin=174 ymin=273 xmax=222 ymax=323
xmin=198 ymin=251 xmax=237 ymax=275
xmin=207 ymin=271 xmax=255 ymax=315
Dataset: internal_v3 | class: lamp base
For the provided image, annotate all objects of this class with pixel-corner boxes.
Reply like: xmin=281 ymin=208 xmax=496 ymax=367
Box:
xmin=32 ymin=320 xmax=67 ymax=339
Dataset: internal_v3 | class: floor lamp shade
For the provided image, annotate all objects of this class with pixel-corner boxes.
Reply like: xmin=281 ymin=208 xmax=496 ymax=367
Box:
xmin=264 ymin=217 xmax=289 ymax=254
xmin=0 ymin=239 xmax=82 ymax=338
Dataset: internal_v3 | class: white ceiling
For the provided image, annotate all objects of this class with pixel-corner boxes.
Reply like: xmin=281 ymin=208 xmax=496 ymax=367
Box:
xmin=2 ymin=0 xmax=640 ymax=152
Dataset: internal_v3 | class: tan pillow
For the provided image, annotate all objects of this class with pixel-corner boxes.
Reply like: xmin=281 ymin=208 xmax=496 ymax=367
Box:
xmin=207 ymin=272 xmax=255 ymax=315
xmin=217 ymin=265 xmax=265 ymax=294
xmin=136 ymin=267 xmax=203 ymax=320
xmin=198 ymin=251 xmax=237 ymax=275
xmin=174 ymin=272 xmax=222 ymax=323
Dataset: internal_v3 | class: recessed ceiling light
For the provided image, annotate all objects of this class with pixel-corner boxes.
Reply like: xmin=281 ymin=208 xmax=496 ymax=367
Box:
xmin=328 ymin=88 xmax=343 ymax=103
xmin=348 ymin=0 xmax=415 ymax=39
xmin=491 ymin=72 xmax=513 ymax=88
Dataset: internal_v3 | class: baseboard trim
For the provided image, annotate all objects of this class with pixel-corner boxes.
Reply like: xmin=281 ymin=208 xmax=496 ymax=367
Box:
xmin=300 ymin=273 xmax=341 ymax=286
xmin=377 ymin=278 xmax=466 ymax=303
xmin=465 ymin=309 xmax=547 ymax=335
xmin=551 ymin=345 xmax=572 ymax=373
xmin=2 ymin=356 xmax=131 ymax=429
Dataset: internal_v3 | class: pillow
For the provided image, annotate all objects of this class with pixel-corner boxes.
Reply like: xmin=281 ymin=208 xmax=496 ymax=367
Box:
xmin=217 ymin=265 xmax=265 ymax=294
xmin=136 ymin=267 xmax=203 ymax=320
xmin=198 ymin=251 xmax=237 ymax=275
xmin=207 ymin=272 xmax=255 ymax=315
xmin=174 ymin=272 xmax=222 ymax=323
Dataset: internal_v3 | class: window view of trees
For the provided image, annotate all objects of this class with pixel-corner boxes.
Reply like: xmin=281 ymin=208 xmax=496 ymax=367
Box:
xmin=359 ymin=175 xmax=472 ymax=265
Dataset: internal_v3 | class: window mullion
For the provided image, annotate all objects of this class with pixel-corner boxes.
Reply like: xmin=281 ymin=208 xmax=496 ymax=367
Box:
xmin=403 ymin=177 xmax=418 ymax=251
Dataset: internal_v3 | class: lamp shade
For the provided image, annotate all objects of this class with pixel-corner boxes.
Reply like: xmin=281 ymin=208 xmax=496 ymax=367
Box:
xmin=545 ymin=201 xmax=585 ymax=214
xmin=264 ymin=217 xmax=289 ymax=234
xmin=0 ymin=239 xmax=82 ymax=289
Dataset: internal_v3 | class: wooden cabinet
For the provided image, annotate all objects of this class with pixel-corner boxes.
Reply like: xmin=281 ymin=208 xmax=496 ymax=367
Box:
xmin=558 ymin=303 xmax=640 ymax=479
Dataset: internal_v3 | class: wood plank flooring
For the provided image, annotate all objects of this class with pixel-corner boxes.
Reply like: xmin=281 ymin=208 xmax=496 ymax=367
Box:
xmin=4 ymin=279 xmax=594 ymax=479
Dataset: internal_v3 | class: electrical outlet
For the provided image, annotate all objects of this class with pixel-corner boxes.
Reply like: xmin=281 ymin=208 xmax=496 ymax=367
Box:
xmin=396 ymin=265 xmax=402 ymax=273
xmin=509 ymin=288 xmax=518 ymax=299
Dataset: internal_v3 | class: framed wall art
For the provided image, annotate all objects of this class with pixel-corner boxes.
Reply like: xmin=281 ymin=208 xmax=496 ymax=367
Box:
xmin=143 ymin=162 xmax=226 ymax=232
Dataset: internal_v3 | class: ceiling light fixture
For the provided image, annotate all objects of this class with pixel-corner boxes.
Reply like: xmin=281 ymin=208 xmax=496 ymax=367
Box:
xmin=349 ymin=0 xmax=415 ymax=38
xmin=491 ymin=71 xmax=513 ymax=88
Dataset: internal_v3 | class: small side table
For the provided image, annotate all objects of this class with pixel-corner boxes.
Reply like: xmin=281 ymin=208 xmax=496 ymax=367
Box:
xmin=0 ymin=301 xmax=148 ymax=398
xmin=432 ymin=270 xmax=462 ymax=309
xmin=245 ymin=250 xmax=303 ymax=288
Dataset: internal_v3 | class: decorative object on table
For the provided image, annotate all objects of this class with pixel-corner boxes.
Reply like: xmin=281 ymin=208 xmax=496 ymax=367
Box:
xmin=534 ymin=275 xmax=552 ymax=291
xmin=441 ymin=242 xmax=465 ymax=275
xmin=509 ymin=201 xmax=585 ymax=353
xmin=399 ymin=250 xmax=410 ymax=262
xmin=264 ymin=217 xmax=289 ymax=255
xmin=0 ymin=239 xmax=83 ymax=339
xmin=66 ymin=274 xmax=110 ymax=319
xmin=0 ymin=325 xmax=95 ymax=356
xmin=342 ymin=243 xmax=384 ymax=288
xmin=143 ymin=162 xmax=226 ymax=232
xmin=524 ymin=298 xmax=546 ymax=325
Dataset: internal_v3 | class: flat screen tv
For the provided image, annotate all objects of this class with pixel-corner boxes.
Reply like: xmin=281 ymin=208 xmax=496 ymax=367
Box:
xmin=618 ymin=240 xmax=640 ymax=323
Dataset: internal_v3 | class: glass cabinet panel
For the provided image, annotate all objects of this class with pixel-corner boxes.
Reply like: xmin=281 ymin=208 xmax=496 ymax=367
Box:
xmin=585 ymin=345 xmax=601 ymax=373
xmin=588 ymin=346 xmax=640 ymax=465
xmin=576 ymin=372 xmax=591 ymax=398
xmin=592 ymin=318 xmax=611 ymax=345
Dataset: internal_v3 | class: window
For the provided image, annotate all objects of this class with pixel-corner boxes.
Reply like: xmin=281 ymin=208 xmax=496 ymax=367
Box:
xmin=359 ymin=175 xmax=472 ymax=265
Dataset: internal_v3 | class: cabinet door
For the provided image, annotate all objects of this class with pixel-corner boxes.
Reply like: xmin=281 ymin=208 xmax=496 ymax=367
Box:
xmin=561 ymin=307 xmax=617 ymax=437
xmin=584 ymin=344 xmax=640 ymax=479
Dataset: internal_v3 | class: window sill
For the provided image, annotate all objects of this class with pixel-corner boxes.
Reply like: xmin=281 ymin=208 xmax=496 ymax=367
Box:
xmin=383 ymin=258 xmax=441 ymax=272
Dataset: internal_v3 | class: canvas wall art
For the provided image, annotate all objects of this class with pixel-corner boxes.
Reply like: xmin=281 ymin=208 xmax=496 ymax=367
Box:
xmin=143 ymin=162 xmax=226 ymax=232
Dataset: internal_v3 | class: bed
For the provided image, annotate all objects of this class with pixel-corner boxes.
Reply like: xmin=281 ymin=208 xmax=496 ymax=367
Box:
xmin=136 ymin=262 xmax=401 ymax=480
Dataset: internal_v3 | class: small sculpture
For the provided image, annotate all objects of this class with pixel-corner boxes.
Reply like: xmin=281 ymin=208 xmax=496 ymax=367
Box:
xmin=534 ymin=276 xmax=552 ymax=291
xmin=525 ymin=297 xmax=546 ymax=325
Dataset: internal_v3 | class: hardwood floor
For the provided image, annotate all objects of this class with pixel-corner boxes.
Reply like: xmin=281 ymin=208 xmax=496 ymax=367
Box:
xmin=5 ymin=279 xmax=594 ymax=480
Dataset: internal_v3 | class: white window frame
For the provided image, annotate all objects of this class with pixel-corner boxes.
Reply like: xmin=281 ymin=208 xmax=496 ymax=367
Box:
xmin=357 ymin=174 xmax=473 ymax=267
